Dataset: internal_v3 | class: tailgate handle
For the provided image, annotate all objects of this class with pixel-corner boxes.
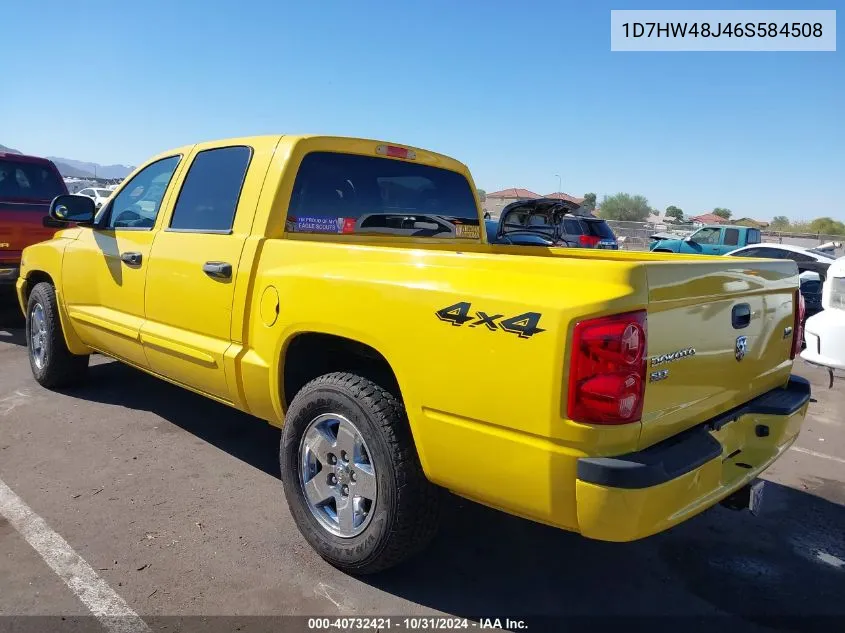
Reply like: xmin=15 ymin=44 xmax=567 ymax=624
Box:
xmin=732 ymin=303 xmax=751 ymax=329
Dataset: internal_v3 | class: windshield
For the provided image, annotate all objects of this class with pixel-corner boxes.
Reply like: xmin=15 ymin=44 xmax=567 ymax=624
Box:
xmin=287 ymin=152 xmax=479 ymax=239
xmin=0 ymin=158 xmax=64 ymax=201
xmin=807 ymin=248 xmax=836 ymax=260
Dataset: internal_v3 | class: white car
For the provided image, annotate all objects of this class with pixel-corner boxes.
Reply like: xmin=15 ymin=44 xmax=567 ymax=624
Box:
xmin=76 ymin=187 xmax=113 ymax=210
xmin=727 ymin=243 xmax=837 ymax=282
xmin=802 ymin=256 xmax=845 ymax=386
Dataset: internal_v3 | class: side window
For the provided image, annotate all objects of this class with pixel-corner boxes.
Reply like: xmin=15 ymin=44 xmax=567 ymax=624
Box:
xmin=105 ymin=156 xmax=181 ymax=229
xmin=733 ymin=248 xmax=760 ymax=257
xmin=169 ymin=146 xmax=251 ymax=232
xmin=748 ymin=229 xmax=761 ymax=244
xmin=724 ymin=228 xmax=740 ymax=246
xmin=790 ymin=252 xmax=815 ymax=263
xmin=79 ymin=189 xmax=91 ymax=197
xmin=756 ymin=248 xmax=785 ymax=258
xmin=693 ymin=227 xmax=721 ymax=244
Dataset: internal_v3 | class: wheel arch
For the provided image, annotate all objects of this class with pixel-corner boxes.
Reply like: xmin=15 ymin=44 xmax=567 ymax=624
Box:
xmin=23 ymin=269 xmax=90 ymax=356
xmin=280 ymin=331 xmax=403 ymax=410
xmin=275 ymin=329 xmax=431 ymax=475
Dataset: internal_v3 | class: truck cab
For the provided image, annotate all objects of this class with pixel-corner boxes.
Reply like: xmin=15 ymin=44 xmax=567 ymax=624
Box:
xmin=650 ymin=224 xmax=761 ymax=255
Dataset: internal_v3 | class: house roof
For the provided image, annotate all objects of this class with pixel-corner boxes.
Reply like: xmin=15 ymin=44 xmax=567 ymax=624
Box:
xmin=542 ymin=192 xmax=585 ymax=204
xmin=734 ymin=217 xmax=770 ymax=228
xmin=486 ymin=188 xmax=541 ymax=199
xmin=690 ymin=213 xmax=729 ymax=224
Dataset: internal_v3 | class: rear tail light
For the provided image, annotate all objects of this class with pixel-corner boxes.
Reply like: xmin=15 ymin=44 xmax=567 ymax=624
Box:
xmin=791 ymin=290 xmax=805 ymax=359
xmin=579 ymin=235 xmax=601 ymax=247
xmin=567 ymin=310 xmax=647 ymax=425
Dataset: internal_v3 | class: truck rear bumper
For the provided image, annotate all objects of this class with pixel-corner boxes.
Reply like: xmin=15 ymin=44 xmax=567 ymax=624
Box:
xmin=574 ymin=375 xmax=810 ymax=541
xmin=0 ymin=264 xmax=19 ymax=285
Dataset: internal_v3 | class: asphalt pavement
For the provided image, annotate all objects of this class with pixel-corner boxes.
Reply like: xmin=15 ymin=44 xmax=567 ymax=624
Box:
xmin=1 ymin=290 xmax=844 ymax=632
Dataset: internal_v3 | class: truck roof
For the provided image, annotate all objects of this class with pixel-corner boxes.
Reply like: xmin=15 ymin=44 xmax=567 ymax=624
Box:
xmin=0 ymin=152 xmax=59 ymax=166
xmin=701 ymin=224 xmax=754 ymax=230
xmin=149 ymin=134 xmax=470 ymax=175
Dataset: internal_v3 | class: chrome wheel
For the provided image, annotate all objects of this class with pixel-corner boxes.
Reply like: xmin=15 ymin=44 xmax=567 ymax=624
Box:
xmin=30 ymin=303 xmax=48 ymax=369
xmin=298 ymin=413 xmax=377 ymax=538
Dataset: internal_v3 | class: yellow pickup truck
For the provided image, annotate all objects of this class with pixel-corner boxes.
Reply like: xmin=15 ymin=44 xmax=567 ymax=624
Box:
xmin=17 ymin=135 xmax=810 ymax=574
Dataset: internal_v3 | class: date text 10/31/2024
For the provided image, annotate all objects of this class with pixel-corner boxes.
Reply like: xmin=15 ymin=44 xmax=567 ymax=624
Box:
xmin=307 ymin=617 xmax=528 ymax=630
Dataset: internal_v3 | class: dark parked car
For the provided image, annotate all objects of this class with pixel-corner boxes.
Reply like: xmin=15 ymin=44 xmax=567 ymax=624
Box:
xmin=488 ymin=198 xmax=618 ymax=248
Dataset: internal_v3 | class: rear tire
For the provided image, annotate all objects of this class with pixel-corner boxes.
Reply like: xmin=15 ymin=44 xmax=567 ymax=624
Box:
xmin=26 ymin=282 xmax=89 ymax=388
xmin=280 ymin=372 xmax=440 ymax=574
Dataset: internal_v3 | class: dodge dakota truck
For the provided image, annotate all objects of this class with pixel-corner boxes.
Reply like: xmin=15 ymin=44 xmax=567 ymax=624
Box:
xmin=17 ymin=135 xmax=810 ymax=574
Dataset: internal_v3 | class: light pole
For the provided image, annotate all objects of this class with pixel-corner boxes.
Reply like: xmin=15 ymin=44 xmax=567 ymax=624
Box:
xmin=555 ymin=174 xmax=561 ymax=194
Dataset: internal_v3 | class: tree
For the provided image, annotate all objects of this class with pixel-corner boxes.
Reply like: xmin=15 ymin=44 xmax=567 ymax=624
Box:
xmin=712 ymin=207 xmax=732 ymax=220
xmin=597 ymin=193 xmax=651 ymax=222
xmin=665 ymin=205 xmax=684 ymax=222
xmin=582 ymin=192 xmax=596 ymax=211
xmin=808 ymin=217 xmax=845 ymax=236
xmin=476 ymin=189 xmax=486 ymax=202
xmin=770 ymin=216 xmax=790 ymax=230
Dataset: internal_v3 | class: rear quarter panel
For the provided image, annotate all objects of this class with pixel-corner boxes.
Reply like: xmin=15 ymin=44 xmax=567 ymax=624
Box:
xmin=236 ymin=237 xmax=650 ymax=529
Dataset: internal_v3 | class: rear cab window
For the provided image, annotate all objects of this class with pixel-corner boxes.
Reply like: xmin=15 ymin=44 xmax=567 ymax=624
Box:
xmin=286 ymin=152 xmax=480 ymax=239
xmin=0 ymin=158 xmax=64 ymax=202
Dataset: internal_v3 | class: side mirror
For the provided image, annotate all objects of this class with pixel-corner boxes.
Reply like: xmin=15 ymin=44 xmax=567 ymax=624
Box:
xmin=50 ymin=194 xmax=96 ymax=226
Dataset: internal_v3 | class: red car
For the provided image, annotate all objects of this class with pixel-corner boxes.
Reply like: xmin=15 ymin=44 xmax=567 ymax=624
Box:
xmin=0 ymin=152 xmax=68 ymax=286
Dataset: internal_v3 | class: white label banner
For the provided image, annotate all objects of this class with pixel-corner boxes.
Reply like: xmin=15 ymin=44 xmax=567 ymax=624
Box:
xmin=611 ymin=10 xmax=836 ymax=52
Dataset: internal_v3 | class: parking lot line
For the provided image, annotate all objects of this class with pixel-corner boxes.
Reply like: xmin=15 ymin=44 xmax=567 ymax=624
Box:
xmin=790 ymin=445 xmax=845 ymax=465
xmin=0 ymin=477 xmax=150 ymax=633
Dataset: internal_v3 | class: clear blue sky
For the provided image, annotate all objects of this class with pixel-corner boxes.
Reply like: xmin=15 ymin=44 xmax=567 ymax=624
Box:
xmin=2 ymin=0 xmax=842 ymax=220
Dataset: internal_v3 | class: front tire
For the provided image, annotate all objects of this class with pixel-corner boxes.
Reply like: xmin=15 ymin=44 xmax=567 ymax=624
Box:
xmin=26 ymin=282 xmax=89 ymax=388
xmin=280 ymin=372 xmax=440 ymax=574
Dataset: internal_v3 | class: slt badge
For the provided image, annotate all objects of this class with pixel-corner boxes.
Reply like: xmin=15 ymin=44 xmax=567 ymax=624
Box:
xmin=735 ymin=336 xmax=748 ymax=362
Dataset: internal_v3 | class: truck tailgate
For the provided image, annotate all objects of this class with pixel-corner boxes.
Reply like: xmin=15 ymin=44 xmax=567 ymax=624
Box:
xmin=641 ymin=258 xmax=798 ymax=448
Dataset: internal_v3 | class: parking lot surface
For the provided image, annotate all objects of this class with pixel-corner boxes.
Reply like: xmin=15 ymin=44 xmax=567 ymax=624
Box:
xmin=1 ymin=292 xmax=844 ymax=632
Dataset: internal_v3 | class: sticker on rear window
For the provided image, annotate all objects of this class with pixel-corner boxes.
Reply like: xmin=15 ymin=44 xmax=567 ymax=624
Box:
xmin=455 ymin=224 xmax=480 ymax=239
xmin=289 ymin=215 xmax=357 ymax=234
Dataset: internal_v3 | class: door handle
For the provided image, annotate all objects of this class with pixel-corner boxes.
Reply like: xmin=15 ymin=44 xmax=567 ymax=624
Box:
xmin=732 ymin=303 xmax=751 ymax=329
xmin=120 ymin=252 xmax=142 ymax=266
xmin=202 ymin=261 xmax=232 ymax=280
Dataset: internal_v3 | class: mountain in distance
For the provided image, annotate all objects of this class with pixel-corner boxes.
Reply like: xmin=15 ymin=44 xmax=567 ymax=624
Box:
xmin=47 ymin=157 xmax=134 ymax=180
xmin=2 ymin=143 xmax=133 ymax=179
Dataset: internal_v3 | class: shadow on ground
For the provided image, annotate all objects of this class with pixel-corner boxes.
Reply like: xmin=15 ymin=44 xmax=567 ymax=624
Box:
xmin=61 ymin=361 xmax=845 ymax=632
xmin=65 ymin=361 xmax=281 ymax=479
xmin=0 ymin=290 xmax=25 ymax=345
